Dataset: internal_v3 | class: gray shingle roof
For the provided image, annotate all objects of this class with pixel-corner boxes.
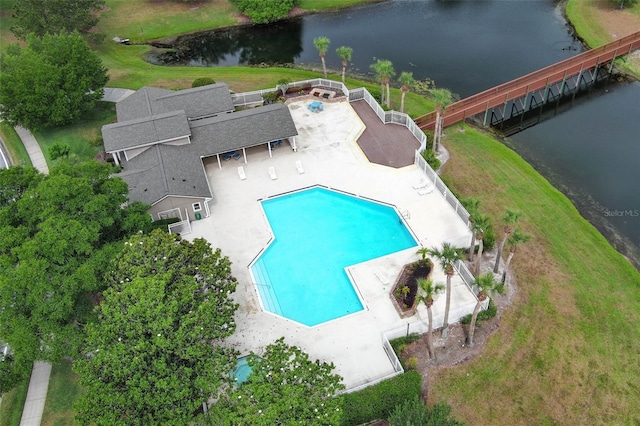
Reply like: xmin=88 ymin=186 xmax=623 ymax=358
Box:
xmin=102 ymin=110 xmax=190 ymax=152
xmin=190 ymin=103 xmax=298 ymax=156
xmin=115 ymin=84 xmax=234 ymax=121
xmin=118 ymin=143 xmax=212 ymax=206
xmin=107 ymin=85 xmax=298 ymax=208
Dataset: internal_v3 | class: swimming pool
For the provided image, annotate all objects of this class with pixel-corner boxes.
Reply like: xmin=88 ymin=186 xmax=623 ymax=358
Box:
xmin=231 ymin=356 xmax=253 ymax=384
xmin=251 ymin=187 xmax=417 ymax=326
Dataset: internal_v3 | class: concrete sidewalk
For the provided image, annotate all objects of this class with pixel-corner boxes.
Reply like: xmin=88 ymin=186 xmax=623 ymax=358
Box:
xmin=19 ymin=362 xmax=52 ymax=426
xmin=102 ymin=87 xmax=135 ymax=103
xmin=14 ymin=126 xmax=48 ymax=175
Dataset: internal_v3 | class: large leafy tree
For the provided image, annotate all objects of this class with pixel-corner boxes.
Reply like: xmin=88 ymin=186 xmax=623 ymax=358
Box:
xmin=75 ymin=230 xmax=239 ymax=425
xmin=0 ymin=31 xmax=108 ymax=130
xmin=212 ymin=337 xmax=345 ymax=425
xmin=230 ymin=0 xmax=300 ymax=24
xmin=0 ymin=163 xmax=151 ymax=389
xmin=11 ymin=0 xmax=105 ymax=41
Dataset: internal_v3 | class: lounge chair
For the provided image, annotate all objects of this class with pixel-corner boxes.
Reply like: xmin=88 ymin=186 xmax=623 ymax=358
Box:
xmin=412 ymin=179 xmax=431 ymax=190
xmin=295 ymin=160 xmax=305 ymax=174
xmin=238 ymin=166 xmax=246 ymax=180
xmin=233 ymin=152 xmax=241 ymax=160
xmin=268 ymin=166 xmax=277 ymax=180
xmin=374 ymin=269 xmax=390 ymax=285
xmin=417 ymin=184 xmax=434 ymax=195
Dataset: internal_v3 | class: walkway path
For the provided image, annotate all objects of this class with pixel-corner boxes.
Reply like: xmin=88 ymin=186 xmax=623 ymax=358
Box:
xmin=11 ymin=87 xmax=135 ymax=426
xmin=19 ymin=362 xmax=52 ymax=426
xmin=14 ymin=127 xmax=48 ymax=174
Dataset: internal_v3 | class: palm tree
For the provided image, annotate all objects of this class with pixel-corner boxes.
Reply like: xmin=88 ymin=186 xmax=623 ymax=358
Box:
xmin=370 ymin=59 xmax=395 ymax=108
xmin=427 ymin=242 xmax=463 ymax=339
xmin=417 ymin=278 xmax=444 ymax=359
xmin=398 ymin=71 xmax=414 ymax=113
xmin=313 ymin=36 xmax=330 ymax=79
xmin=502 ymin=228 xmax=531 ymax=282
xmin=468 ymin=272 xmax=504 ymax=346
xmin=461 ymin=198 xmax=481 ymax=261
xmin=335 ymin=46 xmax=353 ymax=84
xmin=473 ymin=213 xmax=492 ymax=276
xmin=428 ymin=88 xmax=454 ymax=153
xmin=493 ymin=209 xmax=521 ymax=274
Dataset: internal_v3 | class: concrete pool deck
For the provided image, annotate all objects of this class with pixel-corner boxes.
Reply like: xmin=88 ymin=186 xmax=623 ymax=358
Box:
xmin=188 ymin=99 xmax=476 ymax=391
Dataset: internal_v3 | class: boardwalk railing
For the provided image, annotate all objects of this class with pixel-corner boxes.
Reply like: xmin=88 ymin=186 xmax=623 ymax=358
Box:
xmin=231 ymin=78 xmax=351 ymax=107
xmin=348 ymin=88 xmax=427 ymax=150
xmin=416 ymin=30 xmax=640 ymax=129
xmin=414 ymin=151 xmax=471 ymax=228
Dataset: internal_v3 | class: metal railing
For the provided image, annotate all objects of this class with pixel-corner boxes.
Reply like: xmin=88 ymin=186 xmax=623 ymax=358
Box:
xmin=231 ymin=78 xmax=351 ymax=107
xmin=414 ymin=151 xmax=471 ymax=228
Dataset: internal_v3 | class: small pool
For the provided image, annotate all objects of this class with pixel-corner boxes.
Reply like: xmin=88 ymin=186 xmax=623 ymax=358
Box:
xmin=251 ymin=187 xmax=417 ymax=326
xmin=231 ymin=356 xmax=253 ymax=384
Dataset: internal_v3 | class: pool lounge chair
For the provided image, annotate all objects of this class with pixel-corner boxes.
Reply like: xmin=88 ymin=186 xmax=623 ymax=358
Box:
xmin=417 ymin=184 xmax=434 ymax=195
xmin=295 ymin=160 xmax=305 ymax=174
xmin=268 ymin=166 xmax=277 ymax=180
xmin=374 ymin=269 xmax=390 ymax=286
xmin=238 ymin=166 xmax=246 ymax=180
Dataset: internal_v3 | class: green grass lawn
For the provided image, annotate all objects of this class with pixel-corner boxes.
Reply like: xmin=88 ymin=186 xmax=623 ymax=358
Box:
xmin=0 ymin=122 xmax=31 ymax=167
xmin=40 ymin=361 xmax=83 ymax=426
xmin=33 ymin=102 xmax=116 ymax=166
xmin=0 ymin=374 xmax=30 ymax=426
xmin=431 ymin=125 xmax=640 ymax=424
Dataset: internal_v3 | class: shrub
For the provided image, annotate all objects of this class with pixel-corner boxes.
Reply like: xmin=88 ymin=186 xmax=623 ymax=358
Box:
xmin=192 ymin=77 xmax=216 ymax=88
xmin=421 ymin=148 xmax=441 ymax=171
xmin=460 ymin=299 xmax=497 ymax=324
xmin=262 ymin=91 xmax=283 ymax=105
xmin=483 ymin=226 xmax=496 ymax=251
xmin=390 ymin=334 xmax=421 ymax=355
xmin=49 ymin=142 xmax=71 ymax=160
xmin=388 ymin=398 xmax=465 ymax=426
xmin=229 ymin=0 xmax=300 ymax=24
xmin=340 ymin=371 xmax=422 ymax=425
xmin=406 ymin=357 xmax=418 ymax=371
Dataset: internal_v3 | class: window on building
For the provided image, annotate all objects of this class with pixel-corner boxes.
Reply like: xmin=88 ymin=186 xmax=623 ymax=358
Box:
xmin=192 ymin=202 xmax=202 ymax=212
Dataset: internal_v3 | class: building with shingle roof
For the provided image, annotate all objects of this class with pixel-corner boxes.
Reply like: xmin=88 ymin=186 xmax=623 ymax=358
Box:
xmin=102 ymin=83 xmax=298 ymax=222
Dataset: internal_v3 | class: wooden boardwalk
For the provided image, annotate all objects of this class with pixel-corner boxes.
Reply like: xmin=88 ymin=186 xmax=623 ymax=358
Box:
xmin=351 ymin=101 xmax=420 ymax=168
xmin=415 ymin=31 xmax=640 ymax=130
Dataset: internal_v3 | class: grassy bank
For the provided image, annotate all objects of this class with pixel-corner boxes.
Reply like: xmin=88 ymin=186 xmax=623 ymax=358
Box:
xmin=0 ymin=374 xmax=30 ymax=426
xmin=40 ymin=361 xmax=83 ymax=426
xmin=0 ymin=123 xmax=31 ymax=167
xmin=566 ymin=0 xmax=640 ymax=76
xmin=431 ymin=126 xmax=640 ymax=424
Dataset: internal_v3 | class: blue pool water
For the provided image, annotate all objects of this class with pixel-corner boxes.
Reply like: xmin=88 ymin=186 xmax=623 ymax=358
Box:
xmin=231 ymin=357 xmax=253 ymax=384
xmin=251 ymin=187 xmax=417 ymax=326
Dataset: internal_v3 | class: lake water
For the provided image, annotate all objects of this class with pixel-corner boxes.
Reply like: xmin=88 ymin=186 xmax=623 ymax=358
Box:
xmin=149 ymin=0 xmax=640 ymax=264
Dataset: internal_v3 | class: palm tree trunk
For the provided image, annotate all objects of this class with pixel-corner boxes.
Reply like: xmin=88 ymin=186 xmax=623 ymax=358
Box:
xmin=427 ymin=306 xmax=435 ymax=358
xmin=441 ymin=276 xmax=452 ymax=338
xmin=321 ymin=56 xmax=327 ymax=79
xmin=468 ymin=234 xmax=476 ymax=262
xmin=474 ymin=239 xmax=484 ymax=276
xmin=503 ymin=251 xmax=515 ymax=275
xmin=467 ymin=300 xmax=482 ymax=346
xmin=385 ymin=82 xmax=391 ymax=108
xmin=400 ymin=91 xmax=406 ymax=113
xmin=341 ymin=64 xmax=346 ymax=84
xmin=493 ymin=234 xmax=508 ymax=273
xmin=380 ymin=82 xmax=385 ymax=105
